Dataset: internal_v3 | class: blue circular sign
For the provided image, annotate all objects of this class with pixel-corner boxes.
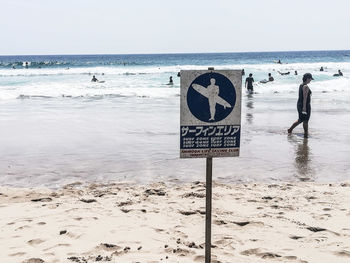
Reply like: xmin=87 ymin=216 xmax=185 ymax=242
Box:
xmin=187 ymin=72 xmax=236 ymax=123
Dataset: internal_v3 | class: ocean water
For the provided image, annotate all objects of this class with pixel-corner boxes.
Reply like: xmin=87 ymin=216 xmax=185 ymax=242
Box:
xmin=0 ymin=51 xmax=350 ymax=188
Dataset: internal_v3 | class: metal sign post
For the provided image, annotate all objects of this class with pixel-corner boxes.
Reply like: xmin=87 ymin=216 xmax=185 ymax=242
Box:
xmin=180 ymin=68 xmax=242 ymax=262
xmin=205 ymin=157 xmax=212 ymax=263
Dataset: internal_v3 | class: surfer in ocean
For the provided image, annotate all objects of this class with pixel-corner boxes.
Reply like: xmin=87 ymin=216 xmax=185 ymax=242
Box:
xmin=91 ymin=75 xmax=98 ymax=82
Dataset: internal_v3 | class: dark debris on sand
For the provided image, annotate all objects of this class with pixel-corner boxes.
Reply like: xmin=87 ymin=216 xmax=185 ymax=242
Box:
xmin=59 ymin=230 xmax=67 ymax=235
xmin=100 ymin=243 xmax=118 ymax=249
xmin=144 ymin=189 xmax=166 ymax=196
xmin=67 ymin=257 xmax=87 ymax=263
xmin=182 ymin=192 xmax=206 ymax=198
xmin=116 ymin=200 xmax=133 ymax=207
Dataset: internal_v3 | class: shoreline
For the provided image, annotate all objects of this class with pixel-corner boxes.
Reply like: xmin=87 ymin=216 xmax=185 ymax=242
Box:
xmin=1 ymin=181 xmax=350 ymax=263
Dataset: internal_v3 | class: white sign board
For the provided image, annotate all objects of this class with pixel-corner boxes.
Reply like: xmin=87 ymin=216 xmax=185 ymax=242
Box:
xmin=180 ymin=70 xmax=242 ymax=158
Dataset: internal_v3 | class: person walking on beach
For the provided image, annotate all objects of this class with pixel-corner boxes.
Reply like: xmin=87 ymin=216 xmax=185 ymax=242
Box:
xmin=288 ymin=73 xmax=313 ymax=138
xmin=245 ymin=73 xmax=254 ymax=93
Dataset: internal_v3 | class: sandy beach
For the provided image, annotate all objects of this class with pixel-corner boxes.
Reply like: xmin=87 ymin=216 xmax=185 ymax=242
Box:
xmin=1 ymin=181 xmax=349 ymax=263
xmin=2 ymin=1 xmax=350 ymax=262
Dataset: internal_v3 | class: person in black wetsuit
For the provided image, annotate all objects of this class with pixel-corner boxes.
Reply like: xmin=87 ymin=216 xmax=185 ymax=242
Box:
xmin=168 ymin=76 xmax=173 ymax=85
xmin=245 ymin=73 xmax=254 ymax=93
xmin=288 ymin=73 xmax=313 ymax=138
xmin=91 ymin=75 xmax=98 ymax=82
xmin=278 ymin=71 xmax=290 ymax=75
xmin=268 ymin=73 xmax=274 ymax=81
xmin=333 ymin=70 xmax=343 ymax=77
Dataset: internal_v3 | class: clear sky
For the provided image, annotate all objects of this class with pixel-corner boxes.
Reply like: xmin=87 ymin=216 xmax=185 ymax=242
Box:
xmin=2 ymin=0 xmax=350 ymax=55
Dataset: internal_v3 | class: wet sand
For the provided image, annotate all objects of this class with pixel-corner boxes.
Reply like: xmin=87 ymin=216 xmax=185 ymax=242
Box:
xmin=1 ymin=181 xmax=350 ymax=263
xmin=1 ymin=93 xmax=350 ymax=188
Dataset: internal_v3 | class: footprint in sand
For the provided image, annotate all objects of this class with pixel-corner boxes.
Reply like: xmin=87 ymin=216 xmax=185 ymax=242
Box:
xmin=153 ymin=228 xmax=165 ymax=233
xmin=66 ymin=232 xmax=83 ymax=239
xmin=15 ymin=225 xmax=31 ymax=231
xmin=290 ymin=235 xmax=304 ymax=240
xmin=96 ymin=243 xmax=122 ymax=252
xmin=171 ymin=247 xmax=192 ymax=256
xmin=194 ymin=255 xmax=221 ymax=263
xmin=22 ymin=258 xmax=45 ymax=263
xmin=117 ymin=200 xmax=133 ymax=207
xmin=9 ymin=252 xmax=26 ymax=257
xmin=194 ymin=255 xmax=205 ymax=262
xmin=284 ymin=255 xmax=298 ymax=260
xmin=179 ymin=210 xmax=197 ymax=216
xmin=173 ymin=229 xmax=188 ymax=239
xmin=31 ymin=197 xmax=52 ymax=202
xmin=334 ymin=250 xmax=350 ymax=258
xmin=241 ymin=248 xmax=282 ymax=259
xmin=27 ymin=239 xmax=45 ymax=246
xmin=214 ymin=219 xmax=227 ymax=225
xmin=213 ymin=239 xmax=235 ymax=249
xmin=232 ymin=221 xmax=250 ymax=226
xmin=43 ymin=243 xmax=71 ymax=251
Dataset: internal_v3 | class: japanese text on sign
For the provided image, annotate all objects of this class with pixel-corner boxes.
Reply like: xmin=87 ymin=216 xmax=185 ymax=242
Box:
xmin=181 ymin=125 xmax=240 ymax=149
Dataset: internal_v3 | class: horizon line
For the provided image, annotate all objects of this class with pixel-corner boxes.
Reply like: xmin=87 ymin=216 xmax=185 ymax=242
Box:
xmin=1 ymin=49 xmax=350 ymax=57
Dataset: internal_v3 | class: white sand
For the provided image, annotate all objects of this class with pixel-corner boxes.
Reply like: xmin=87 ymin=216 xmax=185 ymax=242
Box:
xmin=0 ymin=181 xmax=350 ymax=263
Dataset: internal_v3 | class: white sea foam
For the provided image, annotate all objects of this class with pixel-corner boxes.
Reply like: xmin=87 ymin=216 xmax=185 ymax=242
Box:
xmin=1 ymin=67 xmax=349 ymax=101
xmin=1 ymin=61 xmax=350 ymax=77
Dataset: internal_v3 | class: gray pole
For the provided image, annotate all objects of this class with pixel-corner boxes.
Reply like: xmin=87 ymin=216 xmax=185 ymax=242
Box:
xmin=205 ymin=157 xmax=213 ymax=263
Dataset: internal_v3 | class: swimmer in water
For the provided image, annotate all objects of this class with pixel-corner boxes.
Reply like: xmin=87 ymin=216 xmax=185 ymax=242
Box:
xmin=168 ymin=76 xmax=173 ymax=85
xmin=91 ymin=75 xmax=98 ymax=82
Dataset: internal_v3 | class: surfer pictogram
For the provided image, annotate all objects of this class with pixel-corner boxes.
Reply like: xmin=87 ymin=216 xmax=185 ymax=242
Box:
xmin=192 ymin=78 xmax=232 ymax=121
